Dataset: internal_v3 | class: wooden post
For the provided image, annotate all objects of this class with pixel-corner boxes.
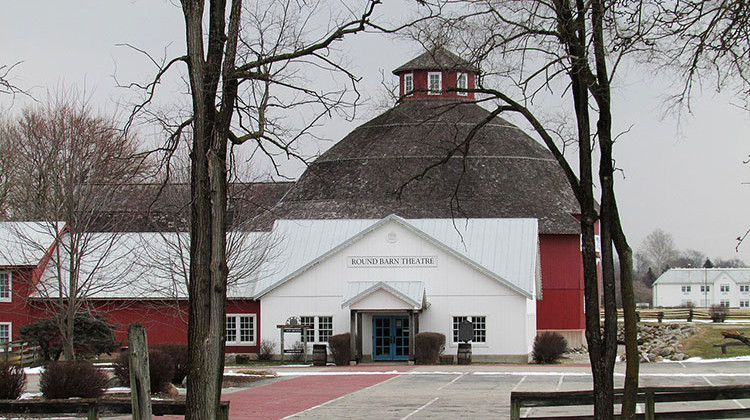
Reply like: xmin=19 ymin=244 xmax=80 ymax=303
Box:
xmin=86 ymin=402 xmax=99 ymax=420
xmin=657 ymin=312 xmax=663 ymax=323
xmin=509 ymin=395 xmax=520 ymax=420
xmin=219 ymin=401 xmax=230 ymax=420
xmin=644 ymin=391 xmax=655 ymax=420
xmin=128 ymin=324 xmax=152 ymax=420
xmin=279 ymin=327 xmax=285 ymax=362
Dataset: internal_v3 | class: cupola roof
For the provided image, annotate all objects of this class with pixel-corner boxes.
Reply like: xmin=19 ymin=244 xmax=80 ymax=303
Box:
xmin=393 ymin=47 xmax=479 ymax=74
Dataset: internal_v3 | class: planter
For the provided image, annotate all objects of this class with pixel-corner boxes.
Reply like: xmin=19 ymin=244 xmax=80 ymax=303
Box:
xmin=312 ymin=344 xmax=327 ymax=366
xmin=439 ymin=354 xmax=454 ymax=365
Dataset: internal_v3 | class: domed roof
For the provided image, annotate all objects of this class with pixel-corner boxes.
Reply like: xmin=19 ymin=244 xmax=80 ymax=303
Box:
xmin=277 ymin=99 xmax=580 ymax=234
xmin=393 ymin=47 xmax=479 ymax=74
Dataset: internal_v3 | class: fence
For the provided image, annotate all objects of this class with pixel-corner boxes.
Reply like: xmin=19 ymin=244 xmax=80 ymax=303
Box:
xmin=511 ymin=384 xmax=750 ymax=420
xmin=0 ymin=340 xmax=40 ymax=366
xmin=602 ymin=307 xmax=750 ymax=322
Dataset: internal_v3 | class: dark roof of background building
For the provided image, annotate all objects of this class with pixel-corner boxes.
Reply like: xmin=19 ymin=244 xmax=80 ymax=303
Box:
xmin=393 ymin=47 xmax=479 ymax=74
xmin=276 ymin=99 xmax=581 ymax=234
xmin=90 ymin=182 xmax=292 ymax=232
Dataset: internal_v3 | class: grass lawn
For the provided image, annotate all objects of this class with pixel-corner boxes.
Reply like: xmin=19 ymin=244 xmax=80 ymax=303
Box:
xmin=681 ymin=323 xmax=750 ymax=359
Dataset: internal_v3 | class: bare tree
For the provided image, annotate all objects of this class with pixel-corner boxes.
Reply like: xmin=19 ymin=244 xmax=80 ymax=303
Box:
xmin=636 ymin=229 xmax=681 ymax=276
xmin=125 ymin=1 xmax=391 ymax=416
xmin=2 ymin=89 xmax=146 ymax=360
xmin=403 ymin=1 xmax=652 ymax=416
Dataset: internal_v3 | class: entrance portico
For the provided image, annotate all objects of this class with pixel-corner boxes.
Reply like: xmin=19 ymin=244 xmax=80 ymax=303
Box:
xmin=342 ymin=281 xmax=427 ymax=362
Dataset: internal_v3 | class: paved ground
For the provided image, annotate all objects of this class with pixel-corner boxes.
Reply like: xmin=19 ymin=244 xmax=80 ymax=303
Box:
xmin=15 ymin=359 xmax=750 ymax=419
xmin=211 ymin=359 xmax=750 ymax=419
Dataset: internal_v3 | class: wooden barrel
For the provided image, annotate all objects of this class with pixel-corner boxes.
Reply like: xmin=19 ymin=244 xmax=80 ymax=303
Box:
xmin=457 ymin=343 xmax=472 ymax=365
xmin=312 ymin=344 xmax=327 ymax=366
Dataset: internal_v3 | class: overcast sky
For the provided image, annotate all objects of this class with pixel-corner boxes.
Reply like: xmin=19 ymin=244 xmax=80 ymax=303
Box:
xmin=2 ymin=1 xmax=749 ymax=262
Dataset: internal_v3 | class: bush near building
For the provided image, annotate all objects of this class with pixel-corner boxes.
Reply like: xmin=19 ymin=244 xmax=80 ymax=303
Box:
xmin=532 ymin=332 xmax=568 ymax=364
xmin=0 ymin=363 xmax=25 ymax=399
xmin=19 ymin=315 xmax=118 ymax=361
xmin=40 ymin=360 xmax=109 ymax=399
xmin=114 ymin=347 xmax=177 ymax=393
xmin=415 ymin=332 xmax=445 ymax=364
xmin=328 ymin=333 xmax=351 ymax=366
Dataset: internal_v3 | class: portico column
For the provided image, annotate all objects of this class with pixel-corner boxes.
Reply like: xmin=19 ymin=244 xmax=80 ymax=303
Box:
xmin=409 ymin=310 xmax=416 ymax=361
xmin=356 ymin=312 xmax=363 ymax=362
xmin=350 ymin=310 xmax=356 ymax=363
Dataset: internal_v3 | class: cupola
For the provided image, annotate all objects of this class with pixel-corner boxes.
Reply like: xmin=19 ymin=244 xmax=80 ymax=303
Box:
xmin=392 ymin=47 xmax=479 ymax=101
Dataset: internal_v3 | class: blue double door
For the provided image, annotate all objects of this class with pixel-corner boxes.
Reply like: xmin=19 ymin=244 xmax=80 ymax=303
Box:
xmin=372 ymin=315 xmax=410 ymax=361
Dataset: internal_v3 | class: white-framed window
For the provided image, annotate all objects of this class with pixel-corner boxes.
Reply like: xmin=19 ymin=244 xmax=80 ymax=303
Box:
xmin=0 ymin=322 xmax=10 ymax=344
xmin=225 ymin=314 xmax=256 ymax=346
xmin=741 ymin=300 xmax=750 ymax=308
xmin=681 ymin=285 xmax=691 ymax=293
xmin=452 ymin=316 xmax=487 ymax=343
xmin=456 ymin=72 xmax=468 ymax=96
xmin=300 ymin=315 xmax=333 ymax=343
xmin=741 ymin=285 xmax=749 ymax=293
xmin=701 ymin=285 xmax=711 ymax=292
xmin=403 ymin=73 xmax=414 ymax=96
xmin=721 ymin=285 xmax=730 ymax=293
xmin=428 ymin=72 xmax=442 ymax=94
xmin=0 ymin=271 xmax=10 ymax=302
xmin=721 ymin=300 xmax=730 ymax=308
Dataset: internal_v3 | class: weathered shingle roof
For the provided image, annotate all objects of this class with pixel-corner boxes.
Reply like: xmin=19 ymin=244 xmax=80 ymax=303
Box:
xmin=89 ymin=182 xmax=292 ymax=232
xmin=393 ymin=47 xmax=479 ymax=74
xmin=277 ymin=100 xmax=580 ymax=234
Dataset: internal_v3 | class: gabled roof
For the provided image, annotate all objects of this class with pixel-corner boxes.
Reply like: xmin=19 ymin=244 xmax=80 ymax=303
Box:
xmin=253 ymin=215 xmax=539 ymax=299
xmin=341 ymin=281 xmax=426 ymax=309
xmin=653 ymin=268 xmax=750 ymax=285
xmin=0 ymin=222 xmax=61 ymax=267
xmin=393 ymin=47 xmax=479 ymax=74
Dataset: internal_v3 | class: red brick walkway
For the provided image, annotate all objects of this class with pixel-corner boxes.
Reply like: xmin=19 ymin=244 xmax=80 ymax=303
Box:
xmin=157 ymin=365 xmax=411 ymax=420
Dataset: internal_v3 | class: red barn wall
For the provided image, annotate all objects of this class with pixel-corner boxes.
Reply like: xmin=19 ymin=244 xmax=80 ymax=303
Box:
xmin=0 ymin=267 xmax=38 ymax=341
xmin=537 ymin=234 xmax=585 ymax=331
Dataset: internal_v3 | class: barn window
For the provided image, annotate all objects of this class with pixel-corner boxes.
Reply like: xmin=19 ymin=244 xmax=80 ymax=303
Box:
xmin=428 ymin=72 xmax=442 ymax=94
xmin=456 ymin=72 xmax=468 ymax=96
xmin=741 ymin=285 xmax=749 ymax=293
xmin=0 ymin=323 xmax=9 ymax=344
xmin=403 ymin=73 xmax=414 ymax=96
xmin=701 ymin=285 xmax=710 ymax=292
xmin=225 ymin=314 xmax=256 ymax=346
xmin=721 ymin=285 xmax=730 ymax=293
xmin=741 ymin=300 xmax=749 ymax=308
xmin=0 ymin=272 xmax=10 ymax=302
xmin=681 ymin=285 xmax=691 ymax=293
xmin=452 ymin=316 xmax=487 ymax=343
xmin=720 ymin=300 xmax=730 ymax=308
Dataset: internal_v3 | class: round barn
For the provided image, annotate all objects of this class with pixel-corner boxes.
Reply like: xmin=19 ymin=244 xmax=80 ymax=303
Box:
xmin=254 ymin=48 xmax=587 ymax=362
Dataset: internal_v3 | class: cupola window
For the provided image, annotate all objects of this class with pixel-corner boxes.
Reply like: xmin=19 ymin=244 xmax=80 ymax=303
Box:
xmin=456 ymin=72 xmax=468 ymax=96
xmin=428 ymin=72 xmax=442 ymax=95
xmin=403 ymin=73 xmax=414 ymax=96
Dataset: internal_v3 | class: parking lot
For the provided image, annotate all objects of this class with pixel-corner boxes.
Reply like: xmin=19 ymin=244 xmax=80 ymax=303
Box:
xmin=244 ymin=360 xmax=750 ymax=419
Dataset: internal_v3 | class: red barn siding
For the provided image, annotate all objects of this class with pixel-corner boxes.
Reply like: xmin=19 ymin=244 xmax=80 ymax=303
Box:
xmin=0 ymin=267 xmax=38 ymax=341
xmin=400 ymin=70 xmax=477 ymax=100
xmin=537 ymin=234 xmax=585 ymax=330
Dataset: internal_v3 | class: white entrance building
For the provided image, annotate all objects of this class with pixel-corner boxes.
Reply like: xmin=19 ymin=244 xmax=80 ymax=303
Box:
xmin=254 ymin=215 xmax=540 ymax=362
xmin=653 ymin=268 xmax=750 ymax=308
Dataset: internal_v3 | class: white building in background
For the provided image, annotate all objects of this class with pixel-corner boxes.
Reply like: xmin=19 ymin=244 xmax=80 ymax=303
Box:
xmin=253 ymin=215 xmax=541 ymax=363
xmin=652 ymin=268 xmax=750 ymax=308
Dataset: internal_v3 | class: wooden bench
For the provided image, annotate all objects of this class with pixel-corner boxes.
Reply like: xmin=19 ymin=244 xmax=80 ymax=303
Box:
xmin=511 ymin=385 xmax=750 ymax=420
xmin=0 ymin=399 xmax=230 ymax=420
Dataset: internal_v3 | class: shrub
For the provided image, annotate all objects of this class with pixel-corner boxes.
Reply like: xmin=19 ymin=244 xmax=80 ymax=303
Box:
xmin=20 ymin=314 xmax=119 ymax=361
xmin=257 ymin=339 xmax=276 ymax=361
xmin=40 ymin=360 xmax=109 ymax=399
xmin=711 ymin=305 xmax=729 ymax=323
xmin=114 ymin=348 xmax=176 ymax=393
xmin=415 ymin=332 xmax=445 ymax=364
xmin=154 ymin=343 xmax=189 ymax=385
xmin=328 ymin=333 xmax=351 ymax=366
xmin=0 ymin=363 xmax=25 ymax=399
xmin=532 ymin=332 xmax=568 ymax=364
xmin=290 ymin=341 xmax=305 ymax=362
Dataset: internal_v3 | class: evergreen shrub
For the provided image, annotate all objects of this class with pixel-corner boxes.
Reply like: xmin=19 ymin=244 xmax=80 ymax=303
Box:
xmin=414 ymin=332 xmax=445 ymax=364
xmin=328 ymin=333 xmax=351 ymax=366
